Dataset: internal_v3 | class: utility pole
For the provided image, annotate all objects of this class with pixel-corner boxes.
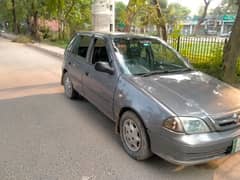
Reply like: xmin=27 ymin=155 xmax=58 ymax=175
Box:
xmin=92 ymin=0 xmax=115 ymax=32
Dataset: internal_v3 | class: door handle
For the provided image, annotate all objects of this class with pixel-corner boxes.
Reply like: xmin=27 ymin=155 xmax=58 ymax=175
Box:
xmin=85 ymin=72 xmax=89 ymax=76
xmin=68 ymin=61 xmax=71 ymax=65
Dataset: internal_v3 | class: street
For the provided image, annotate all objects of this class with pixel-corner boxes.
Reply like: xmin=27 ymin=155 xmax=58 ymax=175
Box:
xmin=0 ymin=37 xmax=240 ymax=180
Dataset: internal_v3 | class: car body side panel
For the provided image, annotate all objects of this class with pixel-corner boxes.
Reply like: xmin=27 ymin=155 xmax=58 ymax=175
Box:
xmin=113 ymin=75 xmax=174 ymax=129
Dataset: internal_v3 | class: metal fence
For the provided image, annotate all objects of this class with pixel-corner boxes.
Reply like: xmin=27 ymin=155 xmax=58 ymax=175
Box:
xmin=167 ymin=36 xmax=240 ymax=74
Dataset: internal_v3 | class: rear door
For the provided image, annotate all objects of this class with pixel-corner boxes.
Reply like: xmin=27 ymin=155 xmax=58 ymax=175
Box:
xmin=66 ymin=34 xmax=92 ymax=95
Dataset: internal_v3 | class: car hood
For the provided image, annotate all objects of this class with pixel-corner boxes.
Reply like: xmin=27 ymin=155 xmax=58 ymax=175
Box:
xmin=129 ymin=71 xmax=240 ymax=117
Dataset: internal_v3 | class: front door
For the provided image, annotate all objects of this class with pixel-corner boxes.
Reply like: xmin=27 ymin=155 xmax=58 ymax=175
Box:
xmin=83 ymin=37 xmax=118 ymax=119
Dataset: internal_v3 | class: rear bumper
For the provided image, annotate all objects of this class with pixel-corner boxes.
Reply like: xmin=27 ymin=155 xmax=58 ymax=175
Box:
xmin=148 ymin=128 xmax=240 ymax=165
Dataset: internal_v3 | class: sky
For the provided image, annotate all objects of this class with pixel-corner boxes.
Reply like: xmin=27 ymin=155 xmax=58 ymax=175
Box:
xmin=116 ymin=0 xmax=222 ymax=15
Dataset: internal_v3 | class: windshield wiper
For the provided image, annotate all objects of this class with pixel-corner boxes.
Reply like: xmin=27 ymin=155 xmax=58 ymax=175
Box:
xmin=138 ymin=70 xmax=172 ymax=77
xmin=136 ymin=68 xmax=192 ymax=77
xmin=177 ymin=68 xmax=193 ymax=72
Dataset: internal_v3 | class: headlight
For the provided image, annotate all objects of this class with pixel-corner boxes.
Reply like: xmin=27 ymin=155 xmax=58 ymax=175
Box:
xmin=163 ymin=117 xmax=210 ymax=134
xmin=179 ymin=117 xmax=210 ymax=134
xmin=162 ymin=117 xmax=183 ymax=133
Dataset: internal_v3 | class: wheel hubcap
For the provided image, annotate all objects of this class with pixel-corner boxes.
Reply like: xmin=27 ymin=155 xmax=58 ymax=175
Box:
xmin=64 ymin=76 xmax=72 ymax=96
xmin=123 ymin=119 xmax=142 ymax=152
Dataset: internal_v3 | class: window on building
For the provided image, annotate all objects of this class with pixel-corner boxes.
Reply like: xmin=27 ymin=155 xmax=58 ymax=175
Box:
xmin=110 ymin=24 xmax=113 ymax=32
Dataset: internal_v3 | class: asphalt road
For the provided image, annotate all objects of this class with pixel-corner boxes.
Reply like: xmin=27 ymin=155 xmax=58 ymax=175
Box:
xmin=0 ymin=37 xmax=240 ymax=180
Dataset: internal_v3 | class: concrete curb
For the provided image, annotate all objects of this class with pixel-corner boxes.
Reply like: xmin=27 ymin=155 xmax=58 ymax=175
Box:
xmin=0 ymin=32 xmax=17 ymax=40
xmin=26 ymin=43 xmax=64 ymax=59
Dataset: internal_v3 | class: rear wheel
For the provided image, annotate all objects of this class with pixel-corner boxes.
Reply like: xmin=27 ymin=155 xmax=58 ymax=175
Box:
xmin=63 ymin=72 xmax=78 ymax=99
xmin=120 ymin=111 xmax=153 ymax=160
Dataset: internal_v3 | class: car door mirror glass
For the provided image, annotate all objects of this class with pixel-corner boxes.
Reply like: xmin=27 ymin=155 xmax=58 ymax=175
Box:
xmin=95 ymin=62 xmax=114 ymax=75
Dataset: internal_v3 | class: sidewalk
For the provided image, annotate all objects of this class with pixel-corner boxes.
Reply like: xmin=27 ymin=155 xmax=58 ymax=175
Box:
xmin=26 ymin=42 xmax=64 ymax=59
xmin=0 ymin=32 xmax=64 ymax=59
xmin=0 ymin=32 xmax=17 ymax=40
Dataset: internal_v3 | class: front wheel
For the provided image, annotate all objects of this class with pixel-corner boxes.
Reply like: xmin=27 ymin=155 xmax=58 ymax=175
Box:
xmin=63 ymin=72 xmax=78 ymax=99
xmin=120 ymin=111 xmax=153 ymax=160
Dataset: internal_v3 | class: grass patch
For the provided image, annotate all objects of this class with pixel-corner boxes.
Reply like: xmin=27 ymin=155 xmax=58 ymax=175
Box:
xmin=193 ymin=62 xmax=223 ymax=80
xmin=43 ymin=39 xmax=68 ymax=49
xmin=12 ymin=35 xmax=33 ymax=44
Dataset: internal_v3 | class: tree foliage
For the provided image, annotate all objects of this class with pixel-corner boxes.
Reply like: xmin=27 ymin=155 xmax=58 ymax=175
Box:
xmin=124 ymin=0 xmax=190 ymax=41
xmin=0 ymin=0 xmax=91 ymax=39
xmin=194 ymin=0 xmax=212 ymax=35
xmin=46 ymin=0 xmax=91 ymax=39
xmin=115 ymin=1 xmax=127 ymax=31
xmin=125 ymin=0 xmax=168 ymax=40
xmin=210 ymin=0 xmax=238 ymax=16
xmin=166 ymin=3 xmax=191 ymax=26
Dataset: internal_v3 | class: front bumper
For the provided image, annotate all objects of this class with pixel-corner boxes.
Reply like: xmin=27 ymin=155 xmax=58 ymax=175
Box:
xmin=148 ymin=128 xmax=240 ymax=165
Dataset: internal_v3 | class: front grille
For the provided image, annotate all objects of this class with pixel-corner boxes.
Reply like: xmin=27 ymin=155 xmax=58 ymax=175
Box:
xmin=213 ymin=113 xmax=240 ymax=131
xmin=185 ymin=145 xmax=232 ymax=161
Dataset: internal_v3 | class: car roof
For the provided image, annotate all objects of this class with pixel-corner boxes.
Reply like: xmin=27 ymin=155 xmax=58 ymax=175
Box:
xmin=76 ymin=31 xmax=160 ymax=40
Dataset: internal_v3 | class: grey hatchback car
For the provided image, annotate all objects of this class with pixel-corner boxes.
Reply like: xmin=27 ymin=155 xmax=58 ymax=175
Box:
xmin=61 ymin=32 xmax=240 ymax=165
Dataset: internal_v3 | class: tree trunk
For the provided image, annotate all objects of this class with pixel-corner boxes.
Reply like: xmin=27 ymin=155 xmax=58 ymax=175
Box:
xmin=30 ymin=2 xmax=39 ymax=40
xmin=152 ymin=0 xmax=167 ymax=41
xmin=222 ymin=2 xmax=240 ymax=83
xmin=33 ymin=11 xmax=38 ymax=40
xmin=124 ymin=10 xmax=135 ymax=32
xmin=124 ymin=18 xmax=132 ymax=32
xmin=11 ymin=0 xmax=18 ymax=34
xmin=194 ymin=0 xmax=211 ymax=35
xmin=161 ymin=25 xmax=167 ymax=41
xmin=26 ymin=15 xmax=31 ymax=34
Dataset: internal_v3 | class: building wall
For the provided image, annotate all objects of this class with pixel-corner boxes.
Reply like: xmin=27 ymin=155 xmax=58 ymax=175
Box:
xmin=92 ymin=0 xmax=115 ymax=32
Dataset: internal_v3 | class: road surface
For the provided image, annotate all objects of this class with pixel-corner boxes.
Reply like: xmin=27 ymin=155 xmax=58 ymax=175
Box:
xmin=0 ymin=37 xmax=239 ymax=180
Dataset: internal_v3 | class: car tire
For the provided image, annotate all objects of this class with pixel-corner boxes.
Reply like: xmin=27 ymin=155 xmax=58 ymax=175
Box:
xmin=120 ymin=111 xmax=153 ymax=160
xmin=63 ymin=72 xmax=78 ymax=99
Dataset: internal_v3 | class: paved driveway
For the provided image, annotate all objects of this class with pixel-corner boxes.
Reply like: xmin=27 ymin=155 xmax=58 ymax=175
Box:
xmin=0 ymin=37 xmax=240 ymax=180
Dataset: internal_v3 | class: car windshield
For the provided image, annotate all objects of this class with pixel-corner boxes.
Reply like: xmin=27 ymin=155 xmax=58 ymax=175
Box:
xmin=113 ymin=38 xmax=191 ymax=76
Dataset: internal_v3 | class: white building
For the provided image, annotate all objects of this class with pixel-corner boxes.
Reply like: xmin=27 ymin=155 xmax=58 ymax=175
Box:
xmin=92 ymin=0 xmax=115 ymax=32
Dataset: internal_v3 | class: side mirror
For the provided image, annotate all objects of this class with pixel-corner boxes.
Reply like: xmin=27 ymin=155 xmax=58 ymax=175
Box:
xmin=95 ymin=62 xmax=114 ymax=75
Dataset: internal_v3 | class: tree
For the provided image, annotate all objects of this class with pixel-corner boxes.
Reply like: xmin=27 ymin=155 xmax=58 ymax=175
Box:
xmin=115 ymin=1 xmax=127 ymax=31
xmin=14 ymin=0 xmax=48 ymax=39
xmin=152 ymin=0 xmax=168 ymax=41
xmin=194 ymin=0 xmax=212 ymax=34
xmin=0 ymin=0 xmax=13 ymax=31
xmin=125 ymin=0 xmax=168 ymax=41
xmin=47 ymin=0 xmax=91 ymax=39
xmin=11 ymin=0 xmax=17 ymax=33
xmin=66 ymin=0 xmax=91 ymax=36
xmin=222 ymin=0 xmax=240 ymax=83
xmin=0 ymin=0 xmax=91 ymax=39
xmin=166 ymin=3 xmax=191 ymax=26
xmin=125 ymin=0 xmax=145 ymax=32
xmin=210 ymin=0 xmax=238 ymax=16
xmin=0 ymin=0 xmax=27 ymax=33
